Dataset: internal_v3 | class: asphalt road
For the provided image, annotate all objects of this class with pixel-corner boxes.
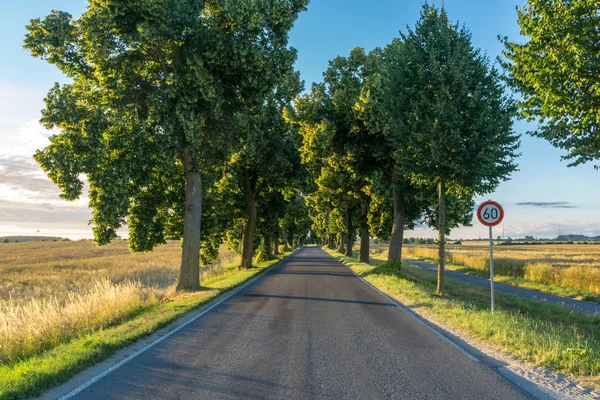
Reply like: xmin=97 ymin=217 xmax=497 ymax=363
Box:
xmin=404 ymin=258 xmax=600 ymax=316
xmin=70 ymin=247 xmax=531 ymax=400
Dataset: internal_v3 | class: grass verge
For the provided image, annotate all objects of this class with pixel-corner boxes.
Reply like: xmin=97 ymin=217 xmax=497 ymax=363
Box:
xmin=326 ymin=248 xmax=600 ymax=391
xmin=405 ymin=252 xmax=600 ymax=304
xmin=0 ymin=249 xmax=297 ymax=400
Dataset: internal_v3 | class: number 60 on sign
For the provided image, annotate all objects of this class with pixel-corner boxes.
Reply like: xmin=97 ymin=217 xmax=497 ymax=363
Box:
xmin=477 ymin=200 xmax=504 ymax=314
xmin=477 ymin=201 xmax=504 ymax=227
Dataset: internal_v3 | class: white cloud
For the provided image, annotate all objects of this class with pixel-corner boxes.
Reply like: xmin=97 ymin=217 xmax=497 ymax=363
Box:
xmin=0 ymin=118 xmax=54 ymax=158
xmin=0 ymin=82 xmax=97 ymax=238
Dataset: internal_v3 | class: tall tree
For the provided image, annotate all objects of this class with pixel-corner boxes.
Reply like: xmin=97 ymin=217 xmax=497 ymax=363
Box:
xmin=224 ymin=96 xmax=303 ymax=268
xmin=294 ymin=48 xmax=377 ymax=259
xmin=25 ymin=1 xmax=308 ymax=290
xmin=357 ymin=43 xmax=431 ymax=262
xmin=282 ymin=193 xmax=311 ymax=247
xmin=502 ymin=0 xmax=600 ymax=168
xmin=394 ymin=5 xmax=520 ymax=295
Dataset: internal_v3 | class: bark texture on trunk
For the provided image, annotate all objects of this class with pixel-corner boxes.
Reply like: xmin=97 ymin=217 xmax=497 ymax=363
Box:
xmin=345 ymin=206 xmax=354 ymax=257
xmin=338 ymin=232 xmax=346 ymax=253
xmin=359 ymin=198 xmax=370 ymax=263
xmin=388 ymin=175 xmax=406 ymax=262
xmin=177 ymin=150 xmax=202 ymax=291
xmin=264 ymin=233 xmax=273 ymax=259
xmin=274 ymin=230 xmax=280 ymax=256
xmin=241 ymin=169 xmax=257 ymax=269
xmin=283 ymin=226 xmax=289 ymax=249
xmin=436 ymin=180 xmax=446 ymax=296
xmin=328 ymin=233 xmax=335 ymax=249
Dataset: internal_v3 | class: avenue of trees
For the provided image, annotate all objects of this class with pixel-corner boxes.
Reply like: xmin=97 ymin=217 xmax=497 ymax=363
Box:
xmin=292 ymin=6 xmax=519 ymax=294
xmin=27 ymin=1 xmax=598 ymax=296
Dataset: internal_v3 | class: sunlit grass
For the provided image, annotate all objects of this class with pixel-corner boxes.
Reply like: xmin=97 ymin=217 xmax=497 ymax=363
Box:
xmin=327 ymin=248 xmax=600 ymax=390
xmin=402 ymin=244 xmax=600 ymax=301
xmin=0 ymin=240 xmax=296 ymax=399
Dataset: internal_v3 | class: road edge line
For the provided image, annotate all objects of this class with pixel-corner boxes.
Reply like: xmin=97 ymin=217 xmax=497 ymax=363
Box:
xmin=54 ymin=249 xmax=302 ymax=400
xmin=326 ymin=251 xmax=569 ymax=400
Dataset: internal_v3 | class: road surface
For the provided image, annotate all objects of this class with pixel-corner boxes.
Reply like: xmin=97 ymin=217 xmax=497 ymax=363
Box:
xmin=404 ymin=258 xmax=600 ymax=316
xmin=69 ymin=247 xmax=530 ymax=399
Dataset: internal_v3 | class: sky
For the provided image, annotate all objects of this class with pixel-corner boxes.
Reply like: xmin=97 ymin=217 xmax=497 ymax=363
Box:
xmin=0 ymin=0 xmax=599 ymax=240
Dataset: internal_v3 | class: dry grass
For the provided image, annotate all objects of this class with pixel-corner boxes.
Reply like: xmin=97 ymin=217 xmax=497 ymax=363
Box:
xmin=403 ymin=244 xmax=600 ymax=296
xmin=0 ymin=240 xmax=241 ymax=365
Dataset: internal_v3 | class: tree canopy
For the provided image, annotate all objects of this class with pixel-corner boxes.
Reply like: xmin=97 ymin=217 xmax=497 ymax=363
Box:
xmin=26 ymin=2 xmax=525 ymax=300
xmin=502 ymin=0 xmax=600 ymax=168
xmin=26 ymin=0 xmax=309 ymax=290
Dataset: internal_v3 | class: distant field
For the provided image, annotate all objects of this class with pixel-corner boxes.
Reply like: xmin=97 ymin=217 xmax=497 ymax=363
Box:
xmin=0 ymin=240 xmax=296 ymax=398
xmin=0 ymin=240 xmax=237 ymax=364
xmin=399 ymin=243 xmax=600 ymax=300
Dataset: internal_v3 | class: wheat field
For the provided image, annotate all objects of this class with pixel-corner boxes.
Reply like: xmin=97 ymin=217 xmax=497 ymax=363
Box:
xmin=402 ymin=243 xmax=600 ymax=296
xmin=0 ymin=240 xmax=238 ymax=364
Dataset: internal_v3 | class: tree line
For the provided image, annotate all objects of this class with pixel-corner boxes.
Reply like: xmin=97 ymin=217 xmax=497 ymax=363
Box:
xmin=26 ymin=1 xmax=600 ymax=294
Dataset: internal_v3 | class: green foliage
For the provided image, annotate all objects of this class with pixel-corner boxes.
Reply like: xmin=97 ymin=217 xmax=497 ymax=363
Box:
xmin=25 ymin=0 xmax=309 ymax=254
xmin=282 ymin=193 xmax=312 ymax=244
xmin=388 ymin=5 xmax=519 ymax=194
xmin=2 ymin=239 xmax=8 ymax=244
xmin=502 ymin=0 xmax=600 ymax=168
xmin=292 ymin=47 xmax=378 ymax=242
xmin=422 ymin=192 xmax=475 ymax=235
xmin=254 ymin=248 xmax=275 ymax=263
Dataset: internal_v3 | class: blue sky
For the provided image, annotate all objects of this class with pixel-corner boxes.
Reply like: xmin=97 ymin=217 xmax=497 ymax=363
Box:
xmin=0 ymin=0 xmax=599 ymax=239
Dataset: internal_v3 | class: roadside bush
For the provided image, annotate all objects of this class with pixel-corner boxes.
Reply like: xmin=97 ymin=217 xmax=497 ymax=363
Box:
xmin=254 ymin=248 xmax=275 ymax=263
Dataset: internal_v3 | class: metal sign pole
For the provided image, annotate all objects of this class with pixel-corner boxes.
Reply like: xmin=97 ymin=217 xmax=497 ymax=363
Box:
xmin=489 ymin=225 xmax=495 ymax=314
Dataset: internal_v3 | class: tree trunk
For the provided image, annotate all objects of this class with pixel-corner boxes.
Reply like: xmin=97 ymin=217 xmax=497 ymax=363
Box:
xmin=359 ymin=198 xmax=370 ymax=263
xmin=436 ymin=180 xmax=446 ymax=296
xmin=283 ymin=226 xmax=289 ymax=249
xmin=177 ymin=150 xmax=202 ymax=291
xmin=328 ymin=233 xmax=335 ymax=249
xmin=264 ymin=233 xmax=273 ymax=259
xmin=338 ymin=232 xmax=346 ymax=253
xmin=388 ymin=174 xmax=406 ymax=262
xmin=241 ymin=169 xmax=257 ymax=269
xmin=274 ymin=229 xmax=280 ymax=256
xmin=345 ymin=206 xmax=354 ymax=257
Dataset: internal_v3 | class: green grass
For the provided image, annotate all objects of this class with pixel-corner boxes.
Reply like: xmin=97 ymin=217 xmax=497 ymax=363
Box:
xmin=0 ymin=249 xmax=297 ymax=400
xmin=327 ymin=249 xmax=600 ymax=390
xmin=407 ymin=253 xmax=600 ymax=304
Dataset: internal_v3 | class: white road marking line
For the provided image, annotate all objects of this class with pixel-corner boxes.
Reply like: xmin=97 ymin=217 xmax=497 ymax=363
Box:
xmin=58 ymin=253 xmax=299 ymax=400
xmin=332 ymin=253 xmax=481 ymax=363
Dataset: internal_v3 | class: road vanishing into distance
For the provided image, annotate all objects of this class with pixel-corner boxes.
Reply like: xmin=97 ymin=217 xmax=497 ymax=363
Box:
xmin=67 ymin=247 xmax=531 ymax=400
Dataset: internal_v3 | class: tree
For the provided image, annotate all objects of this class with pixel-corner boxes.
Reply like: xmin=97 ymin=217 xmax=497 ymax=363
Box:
xmin=293 ymin=48 xmax=377 ymax=260
xmin=282 ymin=193 xmax=311 ymax=247
xmin=387 ymin=5 xmax=519 ymax=295
xmin=256 ymin=189 xmax=288 ymax=259
xmin=357 ymin=43 xmax=433 ymax=262
xmin=25 ymin=1 xmax=308 ymax=290
xmin=502 ymin=0 xmax=600 ymax=168
xmin=223 ymin=96 xmax=303 ymax=268
xmin=2 ymin=238 xmax=8 ymax=244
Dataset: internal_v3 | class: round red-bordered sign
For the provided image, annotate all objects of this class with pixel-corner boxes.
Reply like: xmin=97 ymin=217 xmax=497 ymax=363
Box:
xmin=477 ymin=201 xmax=504 ymax=227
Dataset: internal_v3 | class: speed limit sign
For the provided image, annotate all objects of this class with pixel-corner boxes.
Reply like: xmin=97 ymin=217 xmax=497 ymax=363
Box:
xmin=477 ymin=201 xmax=504 ymax=227
xmin=477 ymin=200 xmax=504 ymax=314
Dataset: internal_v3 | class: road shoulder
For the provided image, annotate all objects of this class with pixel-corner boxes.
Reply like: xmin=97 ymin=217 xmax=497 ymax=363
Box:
xmin=325 ymin=248 xmax=600 ymax=400
xmin=29 ymin=249 xmax=301 ymax=400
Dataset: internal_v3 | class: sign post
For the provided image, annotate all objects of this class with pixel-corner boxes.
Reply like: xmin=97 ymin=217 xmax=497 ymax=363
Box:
xmin=477 ymin=200 xmax=504 ymax=313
